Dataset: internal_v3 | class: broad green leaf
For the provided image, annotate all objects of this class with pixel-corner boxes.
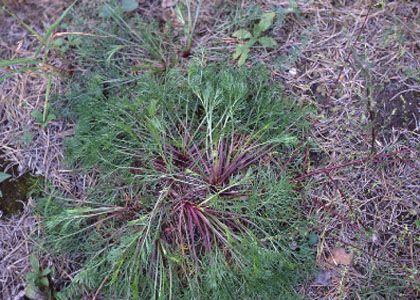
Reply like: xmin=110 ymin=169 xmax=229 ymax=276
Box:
xmin=121 ymin=0 xmax=139 ymax=12
xmin=253 ymin=12 xmax=276 ymax=36
xmin=245 ymin=37 xmax=258 ymax=48
xmin=29 ymin=255 xmax=40 ymax=272
xmin=53 ymin=38 xmax=65 ymax=47
xmin=41 ymin=267 xmax=52 ymax=276
xmin=31 ymin=110 xmax=44 ymax=123
xmin=237 ymin=48 xmax=250 ymax=66
xmin=0 ymin=172 xmax=11 ymax=183
xmin=25 ymin=285 xmax=41 ymax=299
xmin=258 ymin=36 xmax=278 ymax=48
xmin=45 ymin=113 xmax=56 ymax=123
xmin=40 ymin=277 xmax=49 ymax=287
xmin=232 ymin=45 xmax=247 ymax=60
xmin=22 ymin=131 xmax=33 ymax=146
xmin=232 ymin=29 xmax=252 ymax=40
xmin=99 ymin=5 xmax=113 ymax=18
xmin=308 ymin=233 xmax=319 ymax=246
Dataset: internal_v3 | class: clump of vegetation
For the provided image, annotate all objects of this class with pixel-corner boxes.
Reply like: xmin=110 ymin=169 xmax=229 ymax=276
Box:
xmin=232 ymin=12 xmax=278 ymax=66
xmin=25 ymin=255 xmax=53 ymax=300
xmin=39 ymin=61 xmax=313 ymax=299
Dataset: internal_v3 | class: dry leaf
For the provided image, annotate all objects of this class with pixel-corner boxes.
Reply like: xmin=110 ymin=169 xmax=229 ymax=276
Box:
xmin=328 ymin=247 xmax=353 ymax=266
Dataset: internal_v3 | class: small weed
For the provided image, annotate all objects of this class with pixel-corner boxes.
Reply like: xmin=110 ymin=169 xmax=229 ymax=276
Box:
xmin=274 ymin=29 xmax=311 ymax=71
xmin=31 ymin=74 xmax=57 ymax=128
xmin=0 ymin=171 xmax=11 ymax=197
xmin=174 ymin=0 xmax=203 ymax=57
xmin=0 ymin=0 xmax=76 ymax=81
xmin=25 ymin=255 xmax=53 ymax=300
xmin=232 ymin=12 xmax=277 ymax=66
xmin=0 ymin=172 xmax=11 ymax=184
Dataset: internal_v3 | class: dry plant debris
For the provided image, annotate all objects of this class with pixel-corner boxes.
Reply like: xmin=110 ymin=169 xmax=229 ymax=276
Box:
xmin=0 ymin=1 xmax=87 ymax=298
xmin=327 ymin=248 xmax=353 ymax=266
xmin=0 ymin=203 xmax=37 ymax=300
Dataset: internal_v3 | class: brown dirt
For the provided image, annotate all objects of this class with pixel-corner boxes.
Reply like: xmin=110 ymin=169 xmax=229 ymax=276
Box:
xmin=375 ymin=83 xmax=419 ymax=132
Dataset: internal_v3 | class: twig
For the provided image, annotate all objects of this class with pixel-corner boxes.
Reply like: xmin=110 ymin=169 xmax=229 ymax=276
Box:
xmin=335 ymin=2 xmax=374 ymax=84
xmin=92 ymin=274 xmax=110 ymax=300
xmin=294 ymin=147 xmax=414 ymax=181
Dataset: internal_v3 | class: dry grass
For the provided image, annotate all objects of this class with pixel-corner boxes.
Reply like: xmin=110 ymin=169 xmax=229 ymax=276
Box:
xmin=0 ymin=1 xmax=90 ymax=298
xmin=0 ymin=202 xmax=37 ymax=299
xmin=0 ymin=0 xmax=419 ymax=299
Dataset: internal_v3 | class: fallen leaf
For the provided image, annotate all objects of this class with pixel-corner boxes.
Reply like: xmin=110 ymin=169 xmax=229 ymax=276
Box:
xmin=328 ymin=247 xmax=353 ymax=266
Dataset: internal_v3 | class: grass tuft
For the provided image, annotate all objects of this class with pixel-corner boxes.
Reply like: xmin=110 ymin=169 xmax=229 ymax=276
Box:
xmin=40 ymin=61 xmax=313 ymax=299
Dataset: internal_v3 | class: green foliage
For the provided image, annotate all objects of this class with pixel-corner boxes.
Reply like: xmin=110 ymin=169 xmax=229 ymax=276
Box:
xmin=31 ymin=110 xmax=56 ymax=128
xmin=30 ymin=74 xmax=56 ymax=128
xmin=0 ymin=172 xmax=11 ymax=184
xmin=232 ymin=12 xmax=278 ymax=66
xmin=68 ymin=6 xmax=175 ymax=77
xmin=121 ymin=0 xmax=139 ymax=12
xmin=58 ymin=0 xmax=203 ymax=77
xmin=274 ymin=29 xmax=310 ymax=71
xmin=0 ymin=171 xmax=11 ymax=197
xmin=0 ymin=0 xmax=77 ymax=81
xmin=41 ymin=62 xmax=313 ymax=299
xmin=174 ymin=0 xmax=203 ymax=53
xmin=25 ymin=255 xmax=53 ymax=300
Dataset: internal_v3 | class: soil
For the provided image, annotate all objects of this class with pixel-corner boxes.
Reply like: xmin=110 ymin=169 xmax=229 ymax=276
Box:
xmin=375 ymin=83 xmax=420 ymax=132
xmin=0 ymin=0 xmax=70 ymax=59
xmin=0 ymin=155 xmax=33 ymax=217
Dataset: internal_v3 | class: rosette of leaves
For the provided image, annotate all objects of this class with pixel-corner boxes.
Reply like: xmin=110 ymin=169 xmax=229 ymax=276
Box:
xmin=41 ymin=64 xmax=312 ymax=299
xmin=232 ymin=12 xmax=278 ymax=66
xmin=25 ymin=255 xmax=53 ymax=300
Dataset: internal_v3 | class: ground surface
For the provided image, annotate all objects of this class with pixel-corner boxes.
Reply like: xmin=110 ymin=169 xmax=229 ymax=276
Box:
xmin=0 ymin=0 xmax=419 ymax=299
